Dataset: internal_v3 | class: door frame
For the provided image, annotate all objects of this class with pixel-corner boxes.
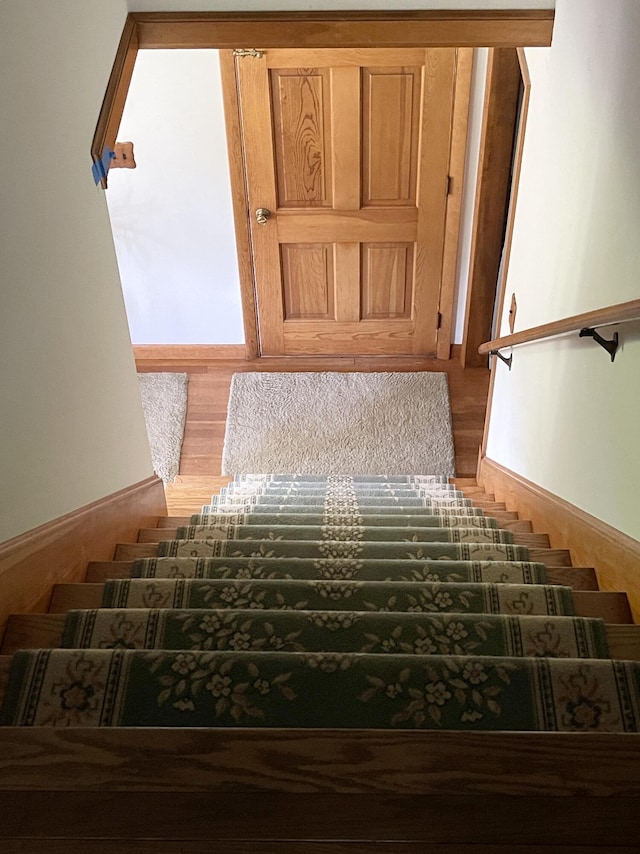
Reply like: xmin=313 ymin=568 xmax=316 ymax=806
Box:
xmin=92 ymin=9 xmax=554 ymax=360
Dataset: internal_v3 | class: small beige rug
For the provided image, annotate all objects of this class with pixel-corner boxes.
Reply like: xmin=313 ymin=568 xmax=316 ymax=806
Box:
xmin=222 ymin=371 xmax=455 ymax=476
xmin=138 ymin=372 xmax=188 ymax=483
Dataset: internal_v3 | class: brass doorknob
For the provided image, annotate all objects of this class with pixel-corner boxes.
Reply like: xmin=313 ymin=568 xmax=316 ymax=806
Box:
xmin=255 ymin=208 xmax=271 ymax=225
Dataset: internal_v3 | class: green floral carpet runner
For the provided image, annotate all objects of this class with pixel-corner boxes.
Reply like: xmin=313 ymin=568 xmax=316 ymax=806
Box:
xmin=2 ymin=474 xmax=640 ymax=731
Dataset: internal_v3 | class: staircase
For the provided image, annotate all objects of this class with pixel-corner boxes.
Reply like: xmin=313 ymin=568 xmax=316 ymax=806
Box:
xmin=2 ymin=474 xmax=640 ymax=847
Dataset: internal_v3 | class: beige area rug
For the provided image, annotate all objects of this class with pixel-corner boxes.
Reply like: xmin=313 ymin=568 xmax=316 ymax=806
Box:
xmin=222 ymin=372 xmax=455 ymax=476
xmin=138 ymin=372 xmax=188 ymax=483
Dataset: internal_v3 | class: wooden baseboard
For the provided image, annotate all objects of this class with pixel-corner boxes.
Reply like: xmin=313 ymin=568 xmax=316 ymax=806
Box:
xmin=0 ymin=477 xmax=166 ymax=642
xmin=134 ymin=344 xmax=247 ymax=369
xmin=478 ymin=457 xmax=640 ymax=621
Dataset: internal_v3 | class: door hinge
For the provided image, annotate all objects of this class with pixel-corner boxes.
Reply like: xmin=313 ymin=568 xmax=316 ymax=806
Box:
xmin=233 ymin=48 xmax=264 ymax=59
xmin=446 ymin=175 xmax=453 ymax=195
xmin=437 ymin=311 xmax=443 ymax=330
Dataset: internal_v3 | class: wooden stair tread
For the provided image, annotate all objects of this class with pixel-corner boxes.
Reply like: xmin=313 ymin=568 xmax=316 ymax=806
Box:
xmin=135 ymin=528 xmax=549 ymax=548
xmin=85 ymin=560 xmax=598 ymax=590
xmin=157 ymin=511 xmax=524 ymax=527
xmin=49 ymin=583 xmax=631 ymax=622
xmin=115 ymin=542 xmax=570 ymax=566
xmin=5 ymin=612 xmax=640 ymax=659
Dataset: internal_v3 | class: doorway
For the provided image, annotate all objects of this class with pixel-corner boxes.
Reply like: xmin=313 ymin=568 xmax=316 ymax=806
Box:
xmin=230 ymin=46 xmax=465 ymax=357
xmin=94 ymin=10 xmax=553 ymax=360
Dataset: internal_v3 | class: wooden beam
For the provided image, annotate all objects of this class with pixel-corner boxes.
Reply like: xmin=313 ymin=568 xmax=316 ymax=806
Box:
xmin=218 ymin=50 xmax=260 ymax=359
xmin=478 ymin=47 xmax=531 ymax=454
xmin=133 ymin=11 xmax=555 ymax=50
xmin=461 ymin=48 xmax=522 ymax=367
xmin=437 ymin=48 xmax=473 ymax=360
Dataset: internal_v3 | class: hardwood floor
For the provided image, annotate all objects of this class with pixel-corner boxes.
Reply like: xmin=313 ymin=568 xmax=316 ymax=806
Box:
xmin=137 ymin=353 xmax=490 ymax=515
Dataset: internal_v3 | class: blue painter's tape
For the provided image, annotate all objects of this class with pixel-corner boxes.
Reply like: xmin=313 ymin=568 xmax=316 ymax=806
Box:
xmin=92 ymin=146 xmax=115 ymax=185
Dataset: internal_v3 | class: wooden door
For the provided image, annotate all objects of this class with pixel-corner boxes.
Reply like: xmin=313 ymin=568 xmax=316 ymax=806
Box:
xmin=235 ymin=48 xmax=457 ymax=356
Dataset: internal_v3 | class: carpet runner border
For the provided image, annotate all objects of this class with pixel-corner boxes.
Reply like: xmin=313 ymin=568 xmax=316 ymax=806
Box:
xmin=130 ymin=557 xmax=548 ymax=584
xmin=205 ymin=496 xmax=476 ymax=509
xmin=197 ymin=502 xmax=482 ymax=517
xmin=217 ymin=486 xmax=463 ymax=498
xmin=101 ymin=578 xmax=575 ymax=616
xmin=3 ymin=649 xmax=638 ymax=731
xmin=189 ymin=510 xmax=489 ymax=526
xmin=156 ymin=539 xmax=528 ymax=563
xmin=59 ymin=608 xmax=609 ymax=659
xmin=179 ymin=514 xmax=500 ymax=535
xmin=232 ymin=475 xmax=452 ymax=484
xmin=170 ymin=524 xmax=513 ymax=545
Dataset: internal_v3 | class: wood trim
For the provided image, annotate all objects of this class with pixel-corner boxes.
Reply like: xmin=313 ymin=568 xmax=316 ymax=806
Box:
xmin=2 ymin=795 xmax=640 ymax=847
xmin=219 ymin=51 xmax=259 ymax=359
xmin=2 ymin=846 xmax=634 ymax=854
xmin=0 ymin=727 xmax=639 ymax=795
xmin=437 ymin=48 xmax=473 ymax=360
xmin=478 ymin=457 xmax=640 ymax=621
xmin=0 ymin=477 xmax=166 ymax=643
xmin=479 ymin=297 xmax=640 ymax=355
xmin=480 ymin=47 xmax=531 ymax=456
xmin=133 ymin=11 xmax=555 ymax=50
xmin=91 ymin=15 xmax=139 ymax=188
xmin=134 ymin=344 xmax=247 ymax=369
xmin=461 ymin=48 xmax=522 ymax=368
xmin=1 ymin=729 xmax=640 ymax=845
xmin=93 ymin=13 xmax=553 ymax=358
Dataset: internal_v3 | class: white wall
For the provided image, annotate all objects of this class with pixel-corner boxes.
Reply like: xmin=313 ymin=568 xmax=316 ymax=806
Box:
xmin=0 ymin=0 xmax=153 ymax=542
xmin=0 ymin=0 xmax=557 ymax=544
xmin=106 ymin=50 xmax=244 ymax=344
xmin=486 ymin=0 xmax=640 ymax=540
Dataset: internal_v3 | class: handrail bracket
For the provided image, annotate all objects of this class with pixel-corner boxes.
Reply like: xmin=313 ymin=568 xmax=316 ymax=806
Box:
xmin=490 ymin=349 xmax=513 ymax=370
xmin=579 ymin=327 xmax=619 ymax=362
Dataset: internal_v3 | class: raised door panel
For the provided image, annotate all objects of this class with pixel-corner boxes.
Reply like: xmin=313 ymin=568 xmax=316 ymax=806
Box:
xmin=362 ymin=67 xmax=422 ymax=207
xmin=361 ymin=243 xmax=414 ymax=319
xmin=281 ymin=243 xmax=335 ymax=320
xmin=270 ymin=68 xmax=333 ymax=208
